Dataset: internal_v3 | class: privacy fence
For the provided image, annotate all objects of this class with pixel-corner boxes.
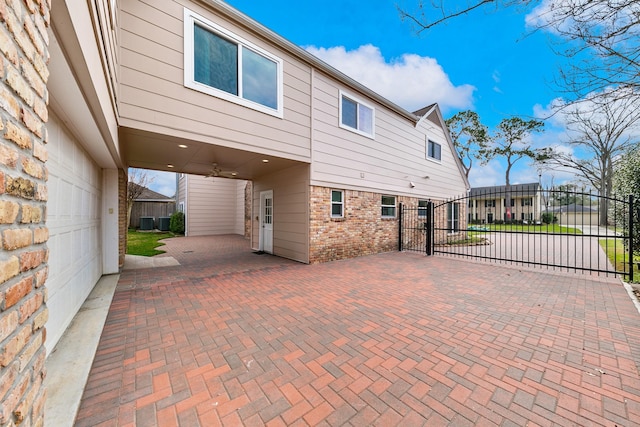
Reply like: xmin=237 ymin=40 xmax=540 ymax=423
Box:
xmin=399 ymin=186 xmax=636 ymax=279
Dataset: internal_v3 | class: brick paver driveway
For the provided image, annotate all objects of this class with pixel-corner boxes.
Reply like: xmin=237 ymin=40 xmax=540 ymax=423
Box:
xmin=76 ymin=235 xmax=640 ymax=426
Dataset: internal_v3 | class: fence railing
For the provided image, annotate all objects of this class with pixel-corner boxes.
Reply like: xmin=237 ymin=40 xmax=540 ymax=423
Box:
xmin=400 ymin=187 xmax=636 ymax=279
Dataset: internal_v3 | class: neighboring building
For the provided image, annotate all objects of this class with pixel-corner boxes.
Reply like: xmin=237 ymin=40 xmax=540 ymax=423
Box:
xmin=469 ymin=183 xmax=543 ymax=223
xmin=549 ymin=203 xmax=599 ymax=226
xmin=175 ymin=173 xmax=248 ymax=237
xmin=0 ymin=1 xmax=468 ymax=423
xmin=129 ymin=183 xmax=175 ymax=229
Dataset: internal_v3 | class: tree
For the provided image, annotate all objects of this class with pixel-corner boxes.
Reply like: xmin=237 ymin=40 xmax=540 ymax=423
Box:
xmin=540 ymin=95 xmax=640 ymax=225
xmin=481 ymin=117 xmax=545 ymax=220
xmin=612 ymin=145 xmax=640 ymax=258
xmin=445 ymin=110 xmax=490 ymax=178
xmin=127 ymin=168 xmax=155 ymax=229
xmin=398 ymin=0 xmax=640 ymax=105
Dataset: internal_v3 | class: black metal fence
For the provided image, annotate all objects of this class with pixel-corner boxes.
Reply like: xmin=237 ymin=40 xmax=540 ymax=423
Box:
xmin=399 ymin=186 xmax=636 ymax=279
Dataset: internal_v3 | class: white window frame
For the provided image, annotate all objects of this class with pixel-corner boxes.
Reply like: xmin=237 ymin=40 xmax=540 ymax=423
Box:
xmin=427 ymin=139 xmax=442 ymax=162
xmin=331 ymin=190 xmax=344 ymax=218
xmin=339 ymin=90 xmax=375 ymax=139
xmin=183 ymin=8 xmax=284 ymax=118
xmin=381 ymin=195 xmax=396 ymax=218
xmin=178 ymin=202 xmax=185 ymax=213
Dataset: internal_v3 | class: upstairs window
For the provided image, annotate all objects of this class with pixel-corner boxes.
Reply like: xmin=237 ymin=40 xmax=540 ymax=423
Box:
xmin=427 ymin=140 xmax=441 ymax=161
xmin=485 ymin=199 xmax=496 ymax=208
xmin=184 ymin=9 xmax=283 ymax=117
xmin=339 ymin=91 xmax=374 ymax=138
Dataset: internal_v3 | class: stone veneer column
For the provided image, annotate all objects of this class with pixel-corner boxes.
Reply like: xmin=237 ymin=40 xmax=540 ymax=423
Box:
xmin=0 ymin=0 xmax=50 ymax=425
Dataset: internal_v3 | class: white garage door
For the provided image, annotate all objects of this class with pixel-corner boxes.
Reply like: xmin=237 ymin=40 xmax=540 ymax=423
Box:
xmin=45 ymin=111 xmax=103 ymax=353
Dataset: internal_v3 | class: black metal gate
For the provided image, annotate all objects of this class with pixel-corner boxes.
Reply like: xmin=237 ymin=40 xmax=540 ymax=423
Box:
xmin=399 ymin=186 xmax=636 ymax=279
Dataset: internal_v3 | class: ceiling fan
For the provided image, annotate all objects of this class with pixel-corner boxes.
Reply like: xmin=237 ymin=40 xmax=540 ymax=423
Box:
xmin=205 ymin=163 xmax=238 ymax=179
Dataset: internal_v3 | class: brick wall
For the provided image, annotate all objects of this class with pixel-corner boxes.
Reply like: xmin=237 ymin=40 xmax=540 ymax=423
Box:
xmin=0 ymin=0 xmax=50 ymax=425
xmin=118 ymin=169 xmax=127 ymax=267
xmin=309 ymin=186 xmax=425 ymax=263
xmin=244 ymin=181 xmax=252 ymax=238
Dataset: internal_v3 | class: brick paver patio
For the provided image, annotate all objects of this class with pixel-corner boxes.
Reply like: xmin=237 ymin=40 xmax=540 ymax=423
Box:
xmin=76 ymin=235 xmax=640 ymax=426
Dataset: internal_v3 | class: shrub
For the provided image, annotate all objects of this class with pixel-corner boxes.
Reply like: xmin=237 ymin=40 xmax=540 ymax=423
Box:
xmin=541 ymin=212 xmax=554 ymax=224
xmin=170 ymin=211 xmax=185 ymax=234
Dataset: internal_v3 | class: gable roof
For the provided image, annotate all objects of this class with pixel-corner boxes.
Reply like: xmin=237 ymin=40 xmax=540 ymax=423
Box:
xmin=548 ymin=203 xmax=598 ymax=213
xmin=414 ymin=104 xmax=470 ymax=190
xmin=470 ymin=182 xmax=541 ymax=198
xmin=130 ymin=183 xmax=174 ymax=201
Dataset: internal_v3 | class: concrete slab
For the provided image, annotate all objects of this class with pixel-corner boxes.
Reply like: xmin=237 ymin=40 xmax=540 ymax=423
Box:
xmin=44 ymin=274 xmax=119 ymax=427
xmin=122 ymin=254 xmax=180 ymax=270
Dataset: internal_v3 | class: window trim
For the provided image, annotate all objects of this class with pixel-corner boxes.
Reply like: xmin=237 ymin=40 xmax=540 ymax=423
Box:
xmin=426 ymin=139 xmax=442 ymax=163
xmin=331 ymin=189 xmax=344 ymax=218
xmin=183 ymin=8 xmax=284 ymax=118
xmin=339 ymin=90 xmax=375 ymax=139
xmin=381 ymin=195 xmax=396 ymax=218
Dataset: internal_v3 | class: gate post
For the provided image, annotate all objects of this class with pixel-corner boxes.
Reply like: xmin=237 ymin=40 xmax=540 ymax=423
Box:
xmin=398 ymin=203 xmax=403 ymax=252
xmin=426 ymin=201 xmax=434 ymax=256
xmin=630 ymin=195 xmax=634 ymax=280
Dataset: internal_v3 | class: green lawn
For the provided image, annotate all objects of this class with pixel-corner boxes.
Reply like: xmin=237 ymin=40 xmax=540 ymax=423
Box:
xmin=127 ymin=230 xmax=174 ymax=256
xmin=469 ymin=223 xmax=581 ymax=234
xmin=599 ymin=238 xmax=639 ymax=283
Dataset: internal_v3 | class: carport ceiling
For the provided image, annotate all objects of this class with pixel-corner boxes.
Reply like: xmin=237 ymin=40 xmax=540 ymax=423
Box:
xmin=120 ymin=127 xmax=303 ymax=179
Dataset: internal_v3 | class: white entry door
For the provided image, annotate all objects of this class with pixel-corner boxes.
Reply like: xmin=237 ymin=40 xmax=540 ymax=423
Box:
xmin=259 ymin=190 xmax=273 ymax=253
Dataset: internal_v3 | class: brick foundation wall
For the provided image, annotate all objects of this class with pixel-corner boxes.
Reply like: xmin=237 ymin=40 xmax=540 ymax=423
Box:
xmin=0 ymin=0 xmax=50 ymax=425
xmin=309 ymin=186 xmax=426 ymax=263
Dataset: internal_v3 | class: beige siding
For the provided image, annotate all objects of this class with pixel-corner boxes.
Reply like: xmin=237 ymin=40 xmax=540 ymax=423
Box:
xmin=119 ymin=0 xmax=312 ymax=161
xmin=253 ymin=164 xmax=310 ymax=263
xmin=185 ymin=175 xmax=246 ymax=236
xmin=311 ymin=73 xmax=467 ymax=200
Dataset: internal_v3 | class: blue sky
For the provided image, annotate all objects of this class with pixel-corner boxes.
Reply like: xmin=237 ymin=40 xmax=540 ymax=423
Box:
xmin=146 ymin=0 xmax=577 ymax=196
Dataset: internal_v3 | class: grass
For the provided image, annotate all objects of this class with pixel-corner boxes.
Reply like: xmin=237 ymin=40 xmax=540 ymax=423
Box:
xmin=469 ymin=223 xmax=581 ymax=235
xmin=127 ymin=230 xmax=174 ymax=256
xmin=443 ymin=236 xmax=487 ymax=246
xmin=599 ymin=238 xmax=639 ymax=283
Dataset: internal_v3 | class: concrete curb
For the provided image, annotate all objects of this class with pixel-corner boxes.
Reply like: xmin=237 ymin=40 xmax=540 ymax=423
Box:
xmin=44 ymin=274 xmax=119 ymax=427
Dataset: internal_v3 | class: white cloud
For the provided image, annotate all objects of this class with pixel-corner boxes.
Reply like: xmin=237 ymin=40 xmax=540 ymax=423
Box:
xmin=468 ymin=159 xmax=504 ymax=187
xmin=148 ymin=171 xmax=177 ymax=197
xmin=305 ymin=44 xmax=475 ymax=112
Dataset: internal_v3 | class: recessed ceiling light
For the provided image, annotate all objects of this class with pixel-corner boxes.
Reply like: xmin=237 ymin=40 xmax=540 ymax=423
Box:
xmin=178 ymin=144 xmax=188 ymax=149
xmin=262 ymin=159 xmax=269 ymax=163
xmin=231 ymin=172 xmax=238 ymax=176
xmin=167 ymin=164 xmax=174 ymax=168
